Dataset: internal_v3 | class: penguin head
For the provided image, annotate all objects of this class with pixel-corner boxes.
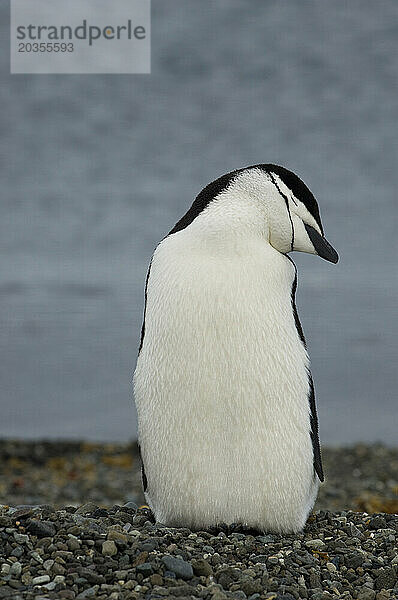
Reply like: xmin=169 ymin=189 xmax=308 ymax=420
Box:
xmin=265 ymin=164 xmax=339 ymax=263
xmin=171 ymin=164 xmax=338 ymax=263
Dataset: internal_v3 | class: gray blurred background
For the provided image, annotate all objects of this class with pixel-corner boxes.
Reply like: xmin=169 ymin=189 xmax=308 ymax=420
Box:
xmin=0 ymin=1 xmax=397 ymax=444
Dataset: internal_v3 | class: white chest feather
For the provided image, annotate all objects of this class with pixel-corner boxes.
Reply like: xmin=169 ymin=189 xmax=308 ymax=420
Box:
xmin=134 ymin=229 xmax=318 ymax=533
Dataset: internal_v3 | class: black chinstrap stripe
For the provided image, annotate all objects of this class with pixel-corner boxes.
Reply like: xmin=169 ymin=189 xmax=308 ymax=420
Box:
xmin=269 ymin=171 xmax=295 ymax=252
xmin=260 ymin=164 xmax=323 ymax=234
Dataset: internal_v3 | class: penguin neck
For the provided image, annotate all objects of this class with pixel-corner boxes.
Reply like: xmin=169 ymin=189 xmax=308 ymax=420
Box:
xmin=186 ymin=189 xmax=271 ymax=250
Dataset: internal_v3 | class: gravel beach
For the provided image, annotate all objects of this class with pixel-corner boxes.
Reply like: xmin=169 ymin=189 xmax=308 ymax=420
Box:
xmin=0 ymin=441 xmax=397 ymax=599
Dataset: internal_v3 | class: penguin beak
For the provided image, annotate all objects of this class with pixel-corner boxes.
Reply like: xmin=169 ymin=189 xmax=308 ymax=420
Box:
xmin=304 ymin=223 xmax=339 ymax=264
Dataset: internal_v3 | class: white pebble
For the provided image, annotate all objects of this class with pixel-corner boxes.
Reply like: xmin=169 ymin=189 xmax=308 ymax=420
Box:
xmin=326 ymin=562 xmax=337 ymax=573
xmin=305 ymin=539 xmax=326 ymax=550
xmin=32 ymin=574 xmax=50 ymax=585
xmin=30 ymin=551 xmax=43 ymax=564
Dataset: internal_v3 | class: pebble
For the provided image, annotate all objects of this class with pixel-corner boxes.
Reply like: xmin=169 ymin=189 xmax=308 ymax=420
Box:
xmin=32 ymin=574 xmax=50 ymax=585
xmin=251 ymin=554 xmax=269 ymax=564
xmin=13 ymin=533 xmax=29 ymax=544
xmin=30 ymin=550 xmax=43 ymax=564
xmin=76 ymin=585 xmax=99 ymax=599
xmin=326 ymin=561 xmax=337 ymax=573
xmin=44 ymin=581 xmax=57 ymax=591
xmin=136 ymin=562 xmax=154 ymax=577
xmin=357 ymin=589 xmax=376 ymax=600
xmin=10 ymin=546 xmax=23 ymax=558
xmin=75 ymin=502 xmax=99 ymax=515
xmin=67 ymin=536 xmax=81 ymax=551
xmin=9 ymin=561 xmax=22 ymax=578
xmin=161 ymin=554 xmax=194 ymax=579
xmin=43 ymin=558 xmax=54 ymax=570
xmin=368 ymin=515 xmax=387 ymax=529
xmin=107 ymin=528 xmax=128 ymax=542
xmin=305 ymin=538 xmax=326 ymax=550
xmin=192 ymin=557 xmax=213 ymax=576
xmin=102 ymin=540 xmax=117 ymax=556
xmin=212 ymin=592 xmax=227 ymax=600
xmin=26 ymin=519 xmax=56 ymax=537
xmin=374 ymin=568 xmax=397 ymax=590
xmin=21 ymin=572 xmax=32 ymax=585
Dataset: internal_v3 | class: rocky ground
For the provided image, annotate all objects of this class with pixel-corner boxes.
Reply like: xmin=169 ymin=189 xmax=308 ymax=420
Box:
xmin=0 ymin=441 xmax=397 ymax=600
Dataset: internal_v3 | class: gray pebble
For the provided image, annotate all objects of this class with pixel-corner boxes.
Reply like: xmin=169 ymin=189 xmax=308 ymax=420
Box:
xmin=140 ymin=539 xmax=158 ymax=552
xmin=78 ymin=567 xmax=105 ymax=584
xmin=217 ymin=566 xmax=241 ymax=588
xmin=13 ymin=533 xmax=29 ymax=544
xmin=345 ymin=550 xmax=365 ymax=569
xmin=258 ymin=535 xmax=275 ymax=543
xmin=192 ymin=558 xmax=213 ymax=577
xmin=27 ymin=519 xmax=56 ymax=538
xmin=75 ymin=503 xmax=99 ymax=515
xmin=161 ymin=555 xmax=193 ymax=579
xmin=163 ymin=569 xmax=176 ymax=579
xmin=75 ymin=585 xmax=99 ymax=599
xmin=101 ymin=540 xmax=117 ymax=556
xmin=368 ymin=516 xmax=387 ymax=530
xmin=375 ymin=567 xmax=397 ymax=590
xmin=251 ymin=554 xmax=268 ymax=564
xmin=137 ymin=562 xmax=154 ymax=577
xmin=357 ymin=588 xmax=376 ymax=600
xmin=43 ymin=581 xmax=57 ymax=591
xmin=232 ymin=592 xmax=247 ymax=599
xmin=9 ymin=562 xmax=22 ymax=578
xmin=67 ymin=536 xmax=81 ymax=551
xmin=10 ymin=547 xmax=24 ymax=558
xmin=211 ymin=592 xmax=227 ymax=600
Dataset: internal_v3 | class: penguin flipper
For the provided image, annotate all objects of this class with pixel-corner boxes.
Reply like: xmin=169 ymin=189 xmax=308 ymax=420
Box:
xmin=138 ymin=258 xmax=153 ymax=356
xmin=137 ymin=443 xmax=148 ymax=492
xmin=287 ymin=258 xmax=324 ymax=482
xmin=308 ymin=373 xmax=324 ymax=482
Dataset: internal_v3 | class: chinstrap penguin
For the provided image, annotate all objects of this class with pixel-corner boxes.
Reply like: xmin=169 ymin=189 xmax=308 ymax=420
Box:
xmin=134 ymin=164 xmax=339 ymax=534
